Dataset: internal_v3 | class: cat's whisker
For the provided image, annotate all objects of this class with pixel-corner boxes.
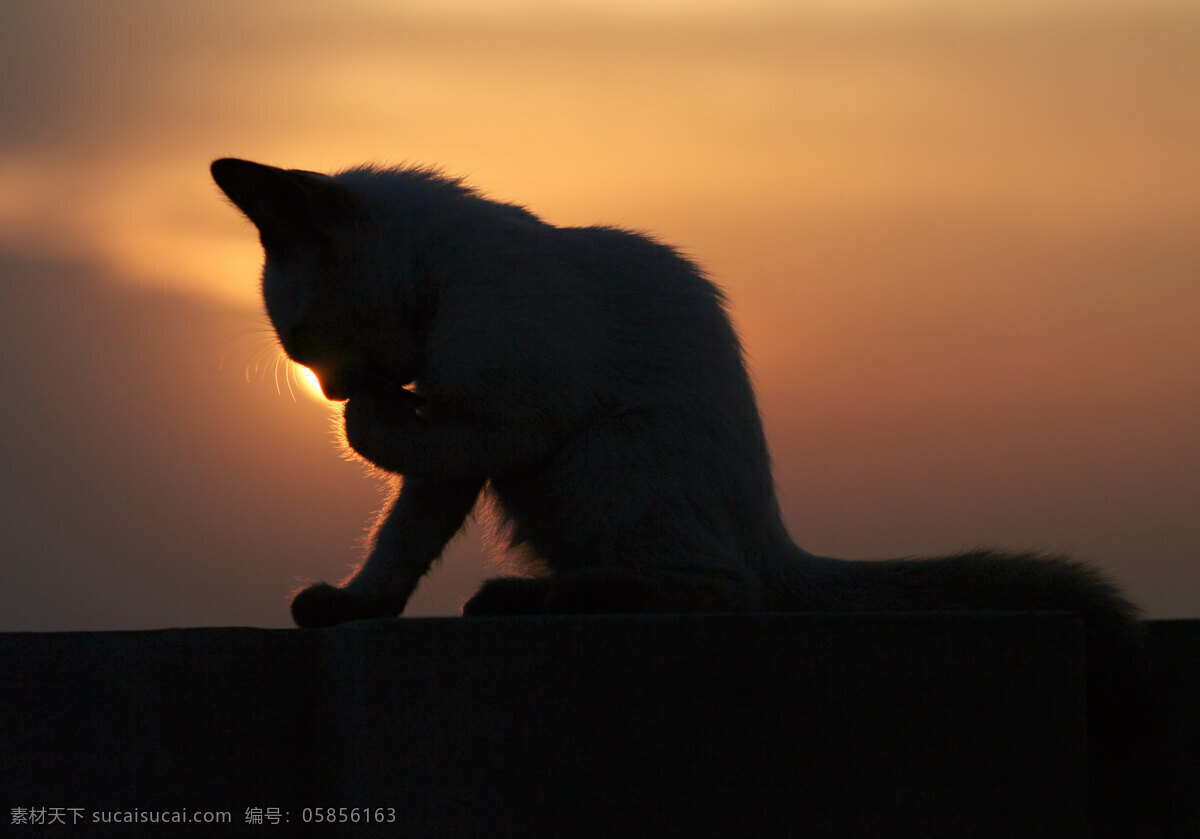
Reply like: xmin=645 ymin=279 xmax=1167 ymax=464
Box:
xmin=283 ymin=357 xmax=295 ymax=401
xmin=213 ymin=322 xmax=286 ymax=394
xmin=278 ymin=353 xmax=301 ymax=402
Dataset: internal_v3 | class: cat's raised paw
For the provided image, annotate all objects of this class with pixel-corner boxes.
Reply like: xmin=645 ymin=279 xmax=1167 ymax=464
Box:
xmin=291 ymin=583 xmax=392 ymax=628
xmin=342 ymin=391 xmax=424 ymax=474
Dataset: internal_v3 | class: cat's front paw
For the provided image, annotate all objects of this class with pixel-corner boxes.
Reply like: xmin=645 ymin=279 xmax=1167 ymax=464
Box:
xmin=291 ymin=583 xmax=393 ymax=628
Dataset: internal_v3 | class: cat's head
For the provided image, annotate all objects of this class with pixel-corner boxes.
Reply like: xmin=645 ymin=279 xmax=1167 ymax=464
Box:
xmin=211 ymin=158 xmax=423 ymax=401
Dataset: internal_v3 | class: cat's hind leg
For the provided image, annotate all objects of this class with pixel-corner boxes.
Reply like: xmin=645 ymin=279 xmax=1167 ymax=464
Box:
xmin=462 ymin=567 xmax=753 ymax=616
xmin=461 ymin=576 xmax=552 ymax=616
xmin=460 ymin=570 xmax=676 ymax=615
xmin=543 ymin=568 xmax=678 ymax=613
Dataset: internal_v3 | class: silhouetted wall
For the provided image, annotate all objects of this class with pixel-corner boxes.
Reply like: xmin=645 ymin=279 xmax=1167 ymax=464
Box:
xmin=3 ymin=615 xmax=1197 ymax=837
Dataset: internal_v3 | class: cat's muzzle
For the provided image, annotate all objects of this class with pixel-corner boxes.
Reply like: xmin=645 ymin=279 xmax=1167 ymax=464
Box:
xmin=318 ymin=366 xmax=425 ymax=409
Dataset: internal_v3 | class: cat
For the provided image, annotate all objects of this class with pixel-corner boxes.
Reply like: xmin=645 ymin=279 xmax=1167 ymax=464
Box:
xmin=212 ymin=158 xmax=1155 ymax=834
xmin=208 ymin=157 xmax=1141 ymax=632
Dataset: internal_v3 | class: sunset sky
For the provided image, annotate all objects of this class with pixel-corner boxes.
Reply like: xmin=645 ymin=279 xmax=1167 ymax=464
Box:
xmin=1 ymin=0 xmax=1197 ymax=630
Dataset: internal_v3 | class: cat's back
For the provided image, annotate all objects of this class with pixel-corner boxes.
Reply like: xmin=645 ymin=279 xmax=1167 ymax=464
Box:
xmin=555 ymin=224 xmax=717 ymax=298
xmin=545 ymin=223 xmax=761 ymax=448
xmin=552 ymin=224 xmax=737 ymax=358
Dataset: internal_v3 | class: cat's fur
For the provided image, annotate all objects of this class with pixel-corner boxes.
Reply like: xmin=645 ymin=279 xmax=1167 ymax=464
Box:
xmin=212 ymin=158 xmax=1153 ymax=830
xmin=208 ymin=158 xmax=1145 ymax=629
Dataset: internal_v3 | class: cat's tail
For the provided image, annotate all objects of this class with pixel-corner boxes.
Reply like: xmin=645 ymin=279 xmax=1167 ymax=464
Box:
xmin=769 ymin=547 xmax=1141 ymax=636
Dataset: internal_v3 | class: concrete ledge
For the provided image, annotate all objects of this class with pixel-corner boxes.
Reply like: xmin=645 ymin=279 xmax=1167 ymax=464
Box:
xmin=2 ymin=615 xmax=1195 ymax=836
xmin=1152 ymin=620 xmax=1200 ymax=836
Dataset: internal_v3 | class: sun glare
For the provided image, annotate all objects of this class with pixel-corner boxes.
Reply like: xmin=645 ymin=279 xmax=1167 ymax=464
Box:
xmin=292 ymin=362 xmax=327 ymax=402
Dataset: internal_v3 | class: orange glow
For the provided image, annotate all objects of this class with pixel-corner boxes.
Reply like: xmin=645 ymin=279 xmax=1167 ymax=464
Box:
xmin=1 ymin=0 xmax=1197 ymax=624
xmin=292 ymin=363 xmax=327 ymax=402
xmin=0 ymin=2 xmax=1195 ymax=309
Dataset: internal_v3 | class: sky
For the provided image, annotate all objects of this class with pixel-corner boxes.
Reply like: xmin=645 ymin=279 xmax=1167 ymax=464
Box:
xmin=1 ymin=0 xmax=1197 ymax=630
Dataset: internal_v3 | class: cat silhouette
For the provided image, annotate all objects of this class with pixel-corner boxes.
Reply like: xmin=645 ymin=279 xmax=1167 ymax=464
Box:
xmin=209 ymin=158 xmax=1143 ymax=632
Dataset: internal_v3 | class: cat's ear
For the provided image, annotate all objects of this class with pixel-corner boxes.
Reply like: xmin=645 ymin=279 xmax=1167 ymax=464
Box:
xmin=210 ymin=158 xmax=350 ymax=251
